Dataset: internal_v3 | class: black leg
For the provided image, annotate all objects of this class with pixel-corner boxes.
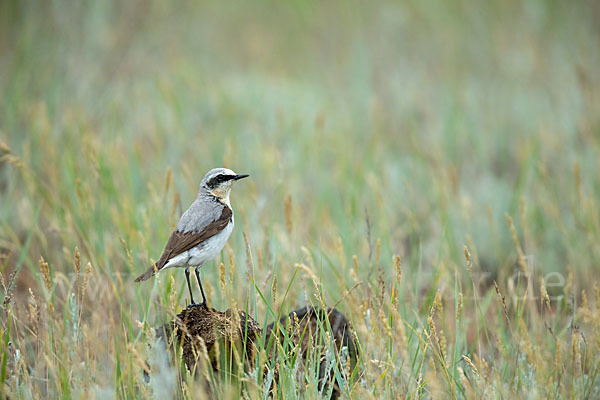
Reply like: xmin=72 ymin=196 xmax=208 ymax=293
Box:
xmin=194 ymin=267 xmax=208 ymax=308
xmin=185 ymin=267 xmax=196 ymax=305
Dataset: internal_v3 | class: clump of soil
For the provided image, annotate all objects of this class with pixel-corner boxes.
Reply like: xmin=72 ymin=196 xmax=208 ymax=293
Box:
xmin=156 ymin=305 xmax=359 ymax=399
xmin=157 ymin=306 xmax=261 ymax=372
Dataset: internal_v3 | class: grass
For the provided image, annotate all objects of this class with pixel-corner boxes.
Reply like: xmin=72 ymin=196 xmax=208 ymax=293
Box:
xmin=1 ymin=0 xmax=600 ymax=398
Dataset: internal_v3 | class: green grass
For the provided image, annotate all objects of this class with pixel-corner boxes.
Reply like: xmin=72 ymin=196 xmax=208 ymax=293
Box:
xmin=1 ymin=0 xmax=600 ymax=398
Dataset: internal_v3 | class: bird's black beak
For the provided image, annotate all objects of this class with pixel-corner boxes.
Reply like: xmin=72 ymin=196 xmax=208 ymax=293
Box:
xmin=233 ymin=174 xmax=250 ymax=180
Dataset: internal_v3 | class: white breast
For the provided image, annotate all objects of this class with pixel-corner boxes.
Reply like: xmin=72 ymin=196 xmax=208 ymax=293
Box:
xmin=163 ymin=219 xmax=234 ymax=269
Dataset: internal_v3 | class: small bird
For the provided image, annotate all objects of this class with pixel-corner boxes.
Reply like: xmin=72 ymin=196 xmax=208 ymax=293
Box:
xmin=135 ymin=167 xmax=249 ymax=307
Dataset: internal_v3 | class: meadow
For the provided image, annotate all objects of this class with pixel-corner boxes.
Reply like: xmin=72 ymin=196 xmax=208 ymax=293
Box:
xmin=1 ymin=0 xmax=600 ymax=398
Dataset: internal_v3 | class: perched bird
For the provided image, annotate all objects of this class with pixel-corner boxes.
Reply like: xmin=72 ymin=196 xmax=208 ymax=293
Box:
xmin=135 ymin=168 xmax=249 ymax=307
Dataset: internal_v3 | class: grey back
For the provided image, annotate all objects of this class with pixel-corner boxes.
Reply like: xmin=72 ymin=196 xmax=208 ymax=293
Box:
xmin=176 ymin=194 xmax=225 ymax=233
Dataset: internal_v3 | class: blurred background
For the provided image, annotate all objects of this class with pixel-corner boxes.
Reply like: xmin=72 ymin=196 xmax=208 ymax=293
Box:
xmin=0 ymin=0 xmax=599 ymax=396
xmin=2 ymin=0 xmax=599 ymax=298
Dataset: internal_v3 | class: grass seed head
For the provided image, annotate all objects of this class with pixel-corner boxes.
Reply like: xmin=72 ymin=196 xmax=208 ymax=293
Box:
xmin=463 ymin=246 xmax=473 ymax=276
xmin=39 ymin=256 xmax=52 ymax=293
xmin=219 ymin=262 xmax=226 ymax=293
xmin=0 ymin=270 xmax=6 ymax=293
xmin=394 ymin=255 xmax=402 ymax=287
xmin=506 ymin=213 xmax=527 ymax=273
xmin=243 ymin=231 xmax=252 ymax=280
xmin=169 ymin=275 xmax=177 ymax=309
xmin=284 ymin=195 xmax=293 ymax=235
xmin=81 ymin=262 xmax=92 ymax=306
xmin=473 ymin=353 xmax=489 ymax=378
xmin=74 ymin=246 xmax=81 ymax=274
xmin=427 ymin=316 xmax=439 ymax=350
xmin=540 ymin=278 xmax=551 ymax=312
xmin=28 ymin=288 xmax=39 ymax=335
xmin=378 ymin=307 xmax=391 ymax=338
xmin=39 ymin=257 xmax=54 ymax=313
xmin=271 ymin=274 xmax=277 ymax=305
xmin=571 ymin=332 xmax=581 ymax=373
xmin=462 ymin=355 xmax=479 ymax=377
xmin=439 ymin=329 xmax=447 ymax=363
xmin=228 ymin=245 xmax=235 ymax=284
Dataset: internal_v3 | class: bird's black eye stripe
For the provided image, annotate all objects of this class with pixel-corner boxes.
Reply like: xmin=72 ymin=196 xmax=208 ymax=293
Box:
xmin=207 ymin=174 xmax=235 ymax=188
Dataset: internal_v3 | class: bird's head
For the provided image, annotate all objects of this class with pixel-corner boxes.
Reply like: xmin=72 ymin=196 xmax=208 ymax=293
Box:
xmin=200 ymin=167 xmax=249 ymax=205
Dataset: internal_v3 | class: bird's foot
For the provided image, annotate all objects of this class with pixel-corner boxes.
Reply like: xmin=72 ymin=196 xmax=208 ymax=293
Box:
xmin=188 ymin=302 xmax=208 ymax=310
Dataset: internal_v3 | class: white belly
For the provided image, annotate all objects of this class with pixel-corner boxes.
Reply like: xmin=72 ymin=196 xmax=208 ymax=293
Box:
xmin=163 ymin=220 xmax=233 ymax=269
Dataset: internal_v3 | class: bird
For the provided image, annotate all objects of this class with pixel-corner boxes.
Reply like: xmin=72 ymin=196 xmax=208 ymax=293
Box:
xmin=135 ymin=167 xmax=249 ymax=308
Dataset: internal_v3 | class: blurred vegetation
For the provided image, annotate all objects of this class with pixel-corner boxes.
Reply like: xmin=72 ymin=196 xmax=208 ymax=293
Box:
xmin=1 ymin=0 xmax=599 ymax=398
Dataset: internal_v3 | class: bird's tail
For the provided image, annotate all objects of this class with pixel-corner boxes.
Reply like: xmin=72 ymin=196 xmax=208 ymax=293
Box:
xmin=134 ymin=264 xmax=159 ymax=282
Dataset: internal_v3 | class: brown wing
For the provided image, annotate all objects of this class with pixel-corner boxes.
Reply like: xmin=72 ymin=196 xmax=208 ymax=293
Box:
xmin=134 ymin=207 xmax=232 ymax=282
